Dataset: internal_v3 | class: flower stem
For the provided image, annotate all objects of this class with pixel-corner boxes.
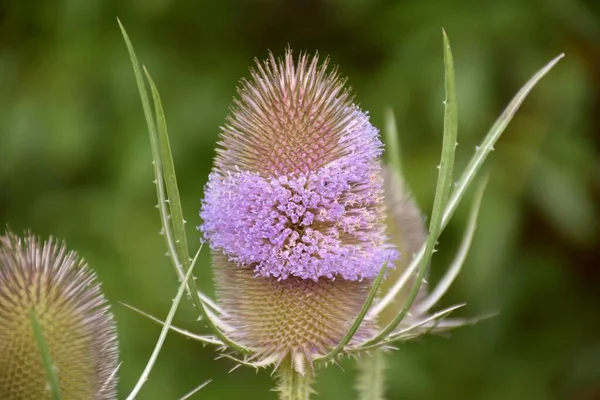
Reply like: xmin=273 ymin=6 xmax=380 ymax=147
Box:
xmin=276 ymin=360 xmax=314 ymax=400
xmin=356 ymin=348 xmax=387 ymax=400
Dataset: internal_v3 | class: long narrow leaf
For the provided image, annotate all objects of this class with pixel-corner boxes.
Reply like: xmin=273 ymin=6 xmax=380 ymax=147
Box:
xmin=369 ymin=48 xmax=563 ymax=319
xmin=440 ymin=53 xmax=564 ymax=228
xmin=30 ymin=311 xmax=62 ymax=400
xmin=387 ymin=303 xmax=466 ymax=341
xmin=117 ymin=19 xmax=179 ymax=274
xmin=142 ymin=65 xmax=191 ymax=273
xmin=143 ymin=67 xmax=246 ymax=352
xmin=118 ymin=19 xmax=249 ymax=353
xmin=121 ymin=302 xmax=225 ymax=346
xmin=360 ymin=304 xmax=466 ymax=351
xmin=362 ymin=30 xmax=458 ymax=344
xmin=364 ymin=179 xmax=487 ymax=347
xmin=414 ymin=175 xmax=488 ymax=314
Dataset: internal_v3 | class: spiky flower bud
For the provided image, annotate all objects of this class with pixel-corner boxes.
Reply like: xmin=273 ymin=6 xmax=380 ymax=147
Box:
xmin=200 ymin=50 xmax=398 ymax=368
xmin=0 ymin=231 xmax=119 ymax=399
xmin=379 ymin=166 xmax=428 ymax=326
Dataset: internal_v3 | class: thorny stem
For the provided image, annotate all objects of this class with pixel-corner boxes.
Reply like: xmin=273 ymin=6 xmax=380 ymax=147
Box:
xmin=356 ymin=349 xmax=387 ymax=400
xmin=276 ymin=359 xmax=314 ymax=400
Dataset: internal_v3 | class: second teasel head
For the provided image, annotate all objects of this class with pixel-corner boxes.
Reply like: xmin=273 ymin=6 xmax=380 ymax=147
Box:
xmin=200 ymin=50 xmax=398 ymax=371
xmin=0 ymin=230 xmax=119 ymax=399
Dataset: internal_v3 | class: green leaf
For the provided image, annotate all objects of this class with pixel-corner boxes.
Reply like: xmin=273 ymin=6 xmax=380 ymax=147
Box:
xmin=440 ymin=52 xmax=565 ymax=228
xmin=118 ymin=18 xmax=249 ymax=354
xmin=121 ymin=302 xmax=224 ymax=346
xmin=359 ymin=303 xmax=466 ymax=351
xmin=30 ymin=311 xmax=62 ymax=400
xmin=386 ymin=303 xmax=466 ymax=341
xmin=143 ymin=65 xmax=190 ymax=275
xmin=367 ymin=36 xmax=563 ymax=329
xmin=364 ymin=29 xmax=459 ymax=344
xmin=414 ymin=175 xmax=488 ymax=314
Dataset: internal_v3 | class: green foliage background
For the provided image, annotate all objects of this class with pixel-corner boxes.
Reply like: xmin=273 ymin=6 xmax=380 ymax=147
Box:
xmin=1 ymin=1 xmax=599 ymax=399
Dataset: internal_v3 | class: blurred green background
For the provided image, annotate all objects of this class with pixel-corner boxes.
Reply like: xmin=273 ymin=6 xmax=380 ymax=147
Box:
xmin=1 ymin=0 xmax=599 ymax=399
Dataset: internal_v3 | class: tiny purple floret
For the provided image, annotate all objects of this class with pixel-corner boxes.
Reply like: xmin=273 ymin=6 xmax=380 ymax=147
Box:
xmin=201 ymin=106 xmax=398 ymax=281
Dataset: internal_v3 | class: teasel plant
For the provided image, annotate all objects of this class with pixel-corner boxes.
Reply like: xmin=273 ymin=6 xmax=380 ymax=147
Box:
xmin=0 ymin=230 xmax=119 ymax=400
xmin=118 ymin=19 xmax=562 ymax=399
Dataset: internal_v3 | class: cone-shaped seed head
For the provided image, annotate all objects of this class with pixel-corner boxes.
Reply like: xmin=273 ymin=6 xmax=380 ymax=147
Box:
xmin=200 ymin=50 xmax=396 ymax=367
xmin=0 ymin=231 xmax=119 ymax=399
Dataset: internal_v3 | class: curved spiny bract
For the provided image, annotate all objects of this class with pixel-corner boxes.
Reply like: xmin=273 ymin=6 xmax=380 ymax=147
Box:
xmin=0 ymin=231 xmax=118 ymax=399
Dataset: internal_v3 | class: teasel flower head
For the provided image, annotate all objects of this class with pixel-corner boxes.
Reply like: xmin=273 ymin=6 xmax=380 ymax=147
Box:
xmin=0 ymin=230 xmax=119 ymax=399
xmin=200 ymin=49 xmax=399 ymax=370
